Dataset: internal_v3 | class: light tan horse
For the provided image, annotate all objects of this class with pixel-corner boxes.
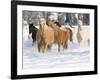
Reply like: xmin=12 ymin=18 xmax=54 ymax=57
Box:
xmin=77 ymin=20 xmax=90 ymax=47
xmin=36 ymin=18 xmax=54 ymax=53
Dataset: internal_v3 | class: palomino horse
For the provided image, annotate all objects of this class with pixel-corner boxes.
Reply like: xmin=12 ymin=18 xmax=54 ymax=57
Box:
xmin=36 ymin=18 xmax=54 ymax=53
xmin=50 ymin=22 xmax=72 ymax=51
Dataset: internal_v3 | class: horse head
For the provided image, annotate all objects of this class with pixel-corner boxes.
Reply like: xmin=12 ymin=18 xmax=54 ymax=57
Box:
xmin=39 ymin=18 xmax=46 ymax=28
xmin=39 ymin=18 xmax=45 ymax=31
xmin=77 ymin=20 xmax=83 ymax=31
xmin=54 ymin=21 xmax=61 ymax=27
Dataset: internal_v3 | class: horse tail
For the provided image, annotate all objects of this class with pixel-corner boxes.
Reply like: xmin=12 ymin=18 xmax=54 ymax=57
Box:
xmin=66 ymin=27 xmax=73 ymax=42
xmin=67 ymin=23 xmax=74 ymax=42
xmin=69 ymin=29 xmax=73 ymax=42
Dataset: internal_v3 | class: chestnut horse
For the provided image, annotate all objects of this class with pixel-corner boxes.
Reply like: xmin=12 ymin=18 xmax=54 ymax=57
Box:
xmin=50 ymin=22 xmax=72 ymax=51
xmin=36 ymin=18 xmax=54 ymax=53
xmin=54 ymin=22 xmax=73 ymax=42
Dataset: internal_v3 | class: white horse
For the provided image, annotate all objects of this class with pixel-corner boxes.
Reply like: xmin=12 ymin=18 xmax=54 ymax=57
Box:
xmin=23 ymin=20 xmax=29 ymax=41
xmin=76 ymin=20 xmax=90 ymax=47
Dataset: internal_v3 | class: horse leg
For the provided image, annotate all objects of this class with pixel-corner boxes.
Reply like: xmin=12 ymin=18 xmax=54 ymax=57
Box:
xmin=65 ymin=42 xmax=68 ymax=49
xmin=48 ymin=45 xmax=52 ymax=51
xmin=88 ymin=39 xmax=90 ymax=46
xmin=63 ymin=42 xmax=68 ymax=50
xmin=37 ymin=43 xmax=41 ymax=52
xmin=44 ymin=44 xmax=48 ymax=53
xmin=32 ymin=39 xmax=34 ymax=46
xmin=41 ymin=44 xmax=45 ymax=53
xmin=58 ymin=43 xmax=60 ymax=52
xmin=62 ymin=42 xmax=65 ymax=51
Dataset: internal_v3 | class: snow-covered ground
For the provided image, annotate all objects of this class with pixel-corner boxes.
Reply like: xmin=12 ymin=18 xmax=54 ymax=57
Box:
xmin=23 ymin=39 xmax=90 ymax=69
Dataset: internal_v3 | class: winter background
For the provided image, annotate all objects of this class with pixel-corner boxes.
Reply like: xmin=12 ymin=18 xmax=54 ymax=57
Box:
xmin=22 ymin=11 xmax=90 ymax=69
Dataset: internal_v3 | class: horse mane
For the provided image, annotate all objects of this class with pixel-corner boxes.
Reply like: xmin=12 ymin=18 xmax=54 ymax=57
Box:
xmin=54 ymin=22 xmax=61 ymax=27
xmin=39 ymin=23 xmax=42 ymax=30
xmin=46 ymin=21 xmax=50 ymax=26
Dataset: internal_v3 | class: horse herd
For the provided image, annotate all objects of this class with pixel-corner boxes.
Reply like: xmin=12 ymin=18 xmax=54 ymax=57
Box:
xmin=23 ymin=18 xmax=90 ymax=53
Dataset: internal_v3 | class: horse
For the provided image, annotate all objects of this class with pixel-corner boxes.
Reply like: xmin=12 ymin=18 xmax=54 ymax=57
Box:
xmin=36 ymin=18 xmax=54 ymax=53
xmin=23 ymin=20 xmax=29 ymax=41
xmin=50 ymin=21 xmax=72 ymax=51
xmin=76 ymin=20 xmax=90 ymax=47
xmin=54 ymin=22 xmax=73 ymax=42
xmin=28 ymin=23 xmax=38 ymax=44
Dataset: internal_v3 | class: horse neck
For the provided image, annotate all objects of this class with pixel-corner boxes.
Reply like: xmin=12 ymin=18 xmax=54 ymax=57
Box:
xmin=40 ymin=23 xmax=47 ymax=37
xmin=43 ymin=24 xmax=49 ymax=29
xmin=77 ymin=24 xmax=82 ymax=32
xmin=39 ymin=24 xmax=43 ymax=34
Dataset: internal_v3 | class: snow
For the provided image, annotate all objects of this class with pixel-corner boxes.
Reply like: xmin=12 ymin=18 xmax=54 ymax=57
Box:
xmin=23 ymin=39 xmax=90 ymax=69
